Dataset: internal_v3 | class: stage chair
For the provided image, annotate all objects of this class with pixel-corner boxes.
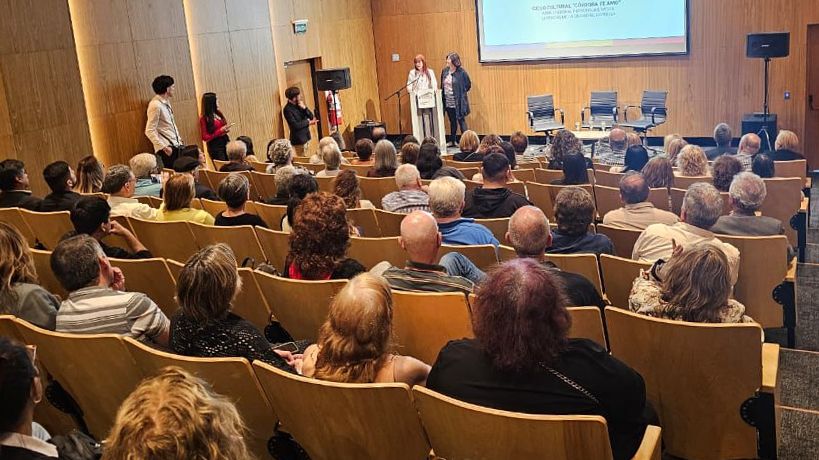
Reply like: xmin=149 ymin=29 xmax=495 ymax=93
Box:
xmin=511 ymin=168 xmax=535 ymax=183
xmin=254 ymin=203 xmax=287 ymax=231
xmin=593 ymin=170 xmax=624 ymax=188
xmin=605 ymin=307 xmax=777 ymax=460
xmin=567 ymin=306 xmax=607 ymax=349
xmin=19 ymin=209 xmax=73 ymax=250
xmin=339 ymin=163 xmax=373 ymax=176
xmin=526 ymin=94 xmax=565 ymax=134
xmin=599 ymin=254 xmax=650 ymax=309
xmin=347 ymin=207 xmax=381 ymax=237
xmin=347 ymin=236 xmax=405 ymax=270
xmin=124 ymin=337 xmax=277 ymax=458
xmin=359 ymin=176 xmax=399 ymax=208
xmin=315 ymin=175 xmax=336 ymax=193
xmin=545 ymin=253 xmax=602 ymax=295
xmin=127 ymin=217 xmax=199 ymax=263
xmin=391 ymin=290 xmax=473 ymax=365
xmin=30 ymin=248 xmax=68 ymax=299
xmin=760 ymin=177 xmax=802 ymax=246
xmin=412 ymin=386 xmax=661 ymax=460
xmin=254 ymin=227 xmax=290 ymax=271
xmin=580 ymin=91 xmax=618 ymax=129
xmin=534 ymin=168 xmax=564 ymax=184
xmin=597 ymin=224 xmax=643 ymax=259
xmin=187 ymin=222 xmax=266 ymax=265
xmin=109 ymin=257 xmax=178 ymax=317
xmin=374 ymin=209 xmax=406 ymax=237
xmin=439 ymin=244 xmax=499 ymax=271
xmin=474 ymin=218 xmax=510 ymax=243
xmin=0 ymin=207 xmax=36 ymax=246
xmin=620 ymin=90 xmax=668 ymax=136
xmin=672 ymin=174 xmax=712 ymax=190
xmin=252 ymin=361 xmax=431 ymax=460
xmin=253 ymin=271 xmax=346 ymax=342
xmin=773 ymin=159 xmax=807 ymax=184
xmin=250 ymin=171 xmax=277 ymax=200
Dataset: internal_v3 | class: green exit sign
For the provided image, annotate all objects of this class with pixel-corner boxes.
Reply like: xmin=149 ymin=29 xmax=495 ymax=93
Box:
xmin=293 ymin=20 xmax=308 ymax=34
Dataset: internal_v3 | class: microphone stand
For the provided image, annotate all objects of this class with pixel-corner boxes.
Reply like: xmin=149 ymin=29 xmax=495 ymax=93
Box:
xmin=384 ymin=74 xmax=423 ymax=135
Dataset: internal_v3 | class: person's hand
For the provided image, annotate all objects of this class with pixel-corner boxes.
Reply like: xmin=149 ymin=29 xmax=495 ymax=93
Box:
xmin=297 ymin=98 xmax=307 ymax=109
xmin=309 ymin=119 xmax=318 ymax=125
xmin=106 ymin=220 xmax=132 ymax=237
xmin=162 ymin=146 xmax=173 ymax=156
xmin=670 ymin=238 xmax=683 ymax=259
xmin=220 ymin=125 xmax=231 ymax=134
xmin=110 ymin=267 xmax=125 ymax=291
xmin=273 ymin=349 xmax=304 ymax=367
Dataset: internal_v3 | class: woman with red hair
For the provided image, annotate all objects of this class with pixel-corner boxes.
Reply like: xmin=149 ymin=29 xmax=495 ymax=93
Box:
xmin=407 ymin=54 xmax=438 ymax=139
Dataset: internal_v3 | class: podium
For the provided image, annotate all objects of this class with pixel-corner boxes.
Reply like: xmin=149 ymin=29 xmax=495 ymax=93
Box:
xmin=409 ymin=89 xmax=446 ymax=152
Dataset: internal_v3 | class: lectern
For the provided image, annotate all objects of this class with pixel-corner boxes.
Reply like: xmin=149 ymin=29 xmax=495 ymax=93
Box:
xmin=409 ymin=89 xmax=446 ymax=152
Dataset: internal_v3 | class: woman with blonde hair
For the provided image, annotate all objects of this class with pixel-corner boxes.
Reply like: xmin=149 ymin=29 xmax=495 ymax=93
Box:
xmin=664 ymin=137 xmax=687 ymax=166
xmin=772 ymin=129 xmax=804 ymax=161
xmin=675 ymin=145 xmax=708 ymax=176
xmin=75 ymin=155 xmax=104 ymax=193
xmin=629 ymin=243 xmax=753 ymax=323
xmin=316 ymin=142 xmax=342 ymax=178
xmin=102 ymin=366 xmax=253 ymax=460
xmin=453 ymin=130 xmax=480 ymax=161
xmin=367 ymin=140 xmax=398 ymax=177
xmin=301 ymin=273 xmax=430 ymax=385
xmin=156 ymin=173 xmax=215 ymax=224
xmin=0 ymin=222 xmax=59 ymax=329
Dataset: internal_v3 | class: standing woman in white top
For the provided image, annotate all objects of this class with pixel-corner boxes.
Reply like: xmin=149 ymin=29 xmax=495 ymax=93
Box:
xmin=407 ymin=54 xmax=438 ymax=140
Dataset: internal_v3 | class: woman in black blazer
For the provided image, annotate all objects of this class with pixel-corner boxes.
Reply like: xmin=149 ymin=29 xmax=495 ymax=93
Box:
xmin=440 ymin=52 xmax=471 ymax=146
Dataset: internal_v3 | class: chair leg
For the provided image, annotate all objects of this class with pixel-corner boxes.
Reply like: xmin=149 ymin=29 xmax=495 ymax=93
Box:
xmin=741 ymin=392 xmax=777 ymax=459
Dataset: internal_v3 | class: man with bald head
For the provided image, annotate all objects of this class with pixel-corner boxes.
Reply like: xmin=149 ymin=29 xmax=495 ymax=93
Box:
xmin=595 ymin=127 xmax=629 ymax=166
xmin=602 ymin=172 xmax=678 ymax=230
xmin=370 ymin=211 xmax=474 ymax=293
xmin=734 ymin=133 xmax=761 ymax=171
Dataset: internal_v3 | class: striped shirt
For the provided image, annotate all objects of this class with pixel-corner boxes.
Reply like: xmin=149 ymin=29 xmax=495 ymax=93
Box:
xmin=373 ymin=261 xmax=474 ymax=294
xmin=56 ymin=286 xmax=169 ymax=343
xmin=381 ymin=190 xmax=430 ymax=213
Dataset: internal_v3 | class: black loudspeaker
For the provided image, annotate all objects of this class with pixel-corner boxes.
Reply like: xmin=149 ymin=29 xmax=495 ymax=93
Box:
xmin=315 ymin=68 xmax=351 ymax=91
xmin=746 ymin=32 xmax=790 ymax=58
xmin=741 ymin=113 xmax=778 ymax=142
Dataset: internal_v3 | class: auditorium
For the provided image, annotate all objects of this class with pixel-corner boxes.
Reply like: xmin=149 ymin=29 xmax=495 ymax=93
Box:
xmin=1 ymin=0 xmax=819 ymax=458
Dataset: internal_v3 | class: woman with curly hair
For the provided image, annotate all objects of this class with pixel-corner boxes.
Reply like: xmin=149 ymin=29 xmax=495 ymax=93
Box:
xmin=284 ymin=192 xmax=365 ymax=280
xmin=548 ymin=187 xmax=614 ymax=255
xmin=75 ymin=155 xmax=104 ymax=193
xmin=265 ymin=138 xmax=295 ymax=174
xmin=332 ymin=169 xmax=374 ymax=209
xmin=301 ymin=273 xmax=430 ymax=384
xmin=427 ymin=258 xmax=652 ymax=460
xmin=665 ymin=137 xmax=688 ymax=166
xmin=711 ymin=155 xmax=743 ymax=192
xmin=547 ymin=130 xmax=590 ymax=170
xmin=675 ymin=145 xmax=708 ymax=177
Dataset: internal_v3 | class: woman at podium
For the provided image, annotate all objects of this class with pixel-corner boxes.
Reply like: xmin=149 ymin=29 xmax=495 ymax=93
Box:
xmin=407 ymin=54 xmax=437 ymax=139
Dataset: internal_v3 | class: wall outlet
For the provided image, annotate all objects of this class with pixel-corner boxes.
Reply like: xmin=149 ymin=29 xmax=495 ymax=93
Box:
xmin=784 ymin=91 xmax=791 ymax=100
xmin=391 ymin=53 xmax=400 ymax=62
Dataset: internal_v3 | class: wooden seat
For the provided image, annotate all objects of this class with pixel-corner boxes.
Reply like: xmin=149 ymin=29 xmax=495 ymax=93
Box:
xmin=526 ymin=181 xmax=555 ymax=219
xmin=19 ymin=209 xmax=73 ymax=250
xmin=511 ymin=168 xmax=535 ymax=183
xmin=124 ymin=337 xmax=277 ymax=458
xmin=374 ymin=209 xmax=405 ymax=237
xmin=347 ymin=236 xmax=404 ymax=270
xmin=391 ymin=290 xmax=473 ymax=365
xmin=593 ymin=162 xmax=611 ymax=171
xmin=534 ymin=168 xmax=564 ymax=184
xmin=187 ymin=222 xmax=266 ymax=265
xmin=254 ymin=202 xmax=287 ymax=231
xmin=594 ymin=169 xmax=625 ymax=188
xmin=544 ymin=253 xmax=602 ymax=295
xmin=412 ymin=385 xmax=661 ymax=460
xmin=444 ymin=159 xmax=482 ymax=168
xmin=135 ymin=195 xmax=163 ymax=208
xmin=30 ymin=248 xmax=68 ymax=299
xmin=234 ymin=268 xmax=274 ymax=330
xmin=253 ymin=271 xmax=347 ymax=342
xmin=109 ymin=257 xmax=178 ymax=317
xmin=773 ymin=159 xmax=807 ymax=183
xmin=201 ymin=170 xmax=260 ymax=201
xmin=252 ymin=361 xmax=431 ymax=460
xmin=359 ymin=176 xmax=398 ymax=208
xmin=593 ymin=185 xmax=670 ymax=218
xmin=315 ymin=175 xmax=336 ymax=193
xmin=672 ymin=174 xmax=712 ymax=190
xmin=439 ymin=244 xmax=498 ymax=271
xmin=761 ymin=177 xmax=802 ymax=245
xmin=516 ymin=160 xmax=541 ymax=169
xmin=567 ymin=306 xmax=607 ymax=349
xmin=716 ymin=235 xmax=789 ymax=328
xmin=254 ymin=227 xmax=290 ymax=271
xmin=0 ymin=207 xmax=36 ymax=246
xmin=127 ymin=217 xmax=199 ymax=263
xmin=248 ymin=161 xmax=269 ymax=173
xmin=212 ymin=159 xmax=230 ymax=170
xmin=339 ymin=163 xmax=374 ymax=176
xmin=605 ymin=307 xmax=773 ymax=459
xmin=599 ymin=254 xmax=651 ymax=309
xmin=455 ymin=167 xmax=479 ymax=179
xmin=250 ymin=171 xmax=277 ymax=200
xmin=474 ymin=218 xmax=510 ymax=243
xmin=347 ymin=207 xmax=381 ymax=237
xmin=596 ymin=224 xmax=643 ymax=259
xmin=198 ymin=198 xmax=227 ymax=217
xmin=294 ymin=161 xmax=325 ymax=174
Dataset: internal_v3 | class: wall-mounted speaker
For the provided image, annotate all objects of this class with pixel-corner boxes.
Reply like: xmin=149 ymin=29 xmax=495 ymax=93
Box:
xmin=315 ymin=67 xmax=351 ymax=91
xmin=746 ymin=32 xmax=790 ymax=58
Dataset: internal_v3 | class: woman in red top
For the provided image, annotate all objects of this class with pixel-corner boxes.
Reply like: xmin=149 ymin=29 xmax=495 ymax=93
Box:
xmin=199 ymin=92 xmax=230 ymax=161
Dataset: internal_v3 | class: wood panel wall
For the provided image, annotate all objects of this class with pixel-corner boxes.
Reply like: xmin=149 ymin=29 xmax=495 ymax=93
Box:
xmin=372 ymin=0 xmax=819 ymax=149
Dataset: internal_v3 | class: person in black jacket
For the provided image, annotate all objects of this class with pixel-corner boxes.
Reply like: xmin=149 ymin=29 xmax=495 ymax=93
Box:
xmin=463 ymin=153 xmax=530 ymax=218
xmin=283 ymin=86 xmax=317 ymax=155
xmin=39 ymin=161 xmax=80 ymax=212
xmin=67 ymin=196 xmax=152 ymax=259
xmin=440 ymin=52 xmax=471 ymax=146
xmin=0 ymin=159 xmax=42 ymax=210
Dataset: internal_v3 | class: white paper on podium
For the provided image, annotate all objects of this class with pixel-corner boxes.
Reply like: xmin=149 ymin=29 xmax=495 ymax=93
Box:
xmin=415 ymin=89 xmax=436 ymax=109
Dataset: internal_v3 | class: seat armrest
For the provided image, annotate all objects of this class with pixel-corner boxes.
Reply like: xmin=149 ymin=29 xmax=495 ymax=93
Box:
xmin=557 ymin=108 xmax=565 ymax=124
xmin=761 ymin=342 xmax=779 ymax=394
xmin=612 ymin=106 xmax=619 ymax=123
xmin=526 ymin=110 xmax=534 ymax=124
xmin=631 ymin=425 xmax=662 ymax=460
xmin=581 ymin=106 xmax=590 ymax=124
xmin=649 ymin=107 xmax=667 ymax=125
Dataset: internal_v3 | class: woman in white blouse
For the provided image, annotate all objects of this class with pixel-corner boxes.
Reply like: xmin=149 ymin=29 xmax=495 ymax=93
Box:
xmin=407 ymin=54 xmax=438 ymax=139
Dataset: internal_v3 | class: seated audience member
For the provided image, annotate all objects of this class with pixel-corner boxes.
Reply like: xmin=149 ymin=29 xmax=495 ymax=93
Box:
xmin=170 ymin=244 xmax=298 ymax=371
xmin=427 ymin=259 xmax=651 ymax=460
xmin=316 ymin=142 xmax=342 ymax=177
xmin=172 ymin=157 xmax=218 ymax=201
xmin=130 ymin=153 xmax=162 ymax=197
xmin=39 ymin=161 xmax=80 ymax=212
xmin=218 ymin=140 xmax=253 ymax=172
xmin=594 ymin=128 xmax=628 ymax=167
xmin=633 ymin=182 xmax=739 ymax=284
xmin=499 ymin=142 xmax=517 ymax=170
xmin=510 ymin=130 xmax=529 ymax=158
xmin=400 ymin=142 xmax=420 ymax=165
xmin=704 ymin=122 xmax=736 ymax=160
xmin=156 ymin=174 xmax=215 ymax=225
xmin=103 ymin=366 xmax=252 ymax=460
xmin=551 ymin=153 xmax=590 ymax=185
xmin=416 ymin=143 xmax=464 ymax=180
xmin=215 ymin=173 xmax=267 ymax=228
xmin=665 ymin=137 xmax=688 ymax=166
xmin=367 ymin=140 xmax=399 ymax=177
xmin=50 ymin=235 xmax=169 ymax=345
xmin=734 ymin=133 xmax=761 ymax=171
xmin=463 ymin=153 xmax=531 ymax=218
xmin=602 ymin=173 xmax=678 ymax=230
xmin=283 ymin=173 xmax=318 ymax=233
xmin=402 ymin=134 xmax=419 ymax=146
xmin=0 ymin=159 xmax=42 ymax=210
xmin=301 ymin=273 xmax=431 ymax=385
xmin=265 ymin=138 xmax=295 ymax=174
xmin=381 ymin=164 xmax=429 ymax=213
xmin=371 ymin=126 xmax=387 ymax=142
xmin=0 ymin=222 xmax=59 ymax=329
xmin=265 ymin=165 xmax=299 ymax=205
xmin=771 ymin=129 xmax=804 ymax=161
xmin=662 ymin=133 xmax=681 ymax=154
xmin=626 ymin=132 xmax=641 ymax=148
xmin=70 ymin=196 xmax=152 ymax=259
xmin=711 ymin=172 xmax=786 ymax=236
xmin=675 ymin=145 xmax=709 ymax=176
xmin=453 ymin=130 xmax=480 ymax=161
xmin=469 ymin=145 xmax=506 ymax=182
xmin=370 ymin=211 xmax=474 ymax=294
xmin=711 ymin=155 xmax=743 ymax=192
xmin=75 ymin=155 xmax=104 ymax=194
xmin=752 ymin=154 xmax=775 ymax=178
xmin=429 ymin=177 xmax=498 ymax=246
xmin=283 ymin=192 xmax=365 ymax=280
xmin=309 ymin=136 xmax=340 ymax=165
xmin=549 ymin=187 xmax=614 ymax=255
xmin=421 ymin=136 xmax=439 ymax=147
xmin=353 ymin=138 xmax=375 ymax=165
xmin=0 ymin=337 xmax=59 ymax=459
xmin=333 ymin=169 xmax=374 ymax=209
xmin=629 ymin=243 xmax=752 ymax=323
xmin=641 ymin=157 xmax=674 ymax=190
xmin=237 ymin=135 xmax=255 ymax=158
xmin=102 ymin=165 xmax=157 ymax=220
xmin=548 ymin=130 xmax=588 ymax=170
xmin=612 ymin=145 xmax=649 ymax=173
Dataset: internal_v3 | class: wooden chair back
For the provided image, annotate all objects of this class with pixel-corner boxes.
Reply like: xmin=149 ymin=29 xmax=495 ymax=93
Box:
xmin=359 ymin=176 xmax=399 ymax=208
xmin=456 ymin=167 xmax=479 ymax=179
xmin=544 ymin=253 xmax=602 ymax=295
xmin=506 ymin=181 xmax=527 ymax=196
xmin=347 ymin=236 xmax=405 ymax=270
xmin=511 ymin=168 xmax=535 ymax=183
xmin=248 ymin=161 xmax=270 ymax=173
xmin=391 ymin=291 xmax=473 ymax=365
xmin=463 ymin=179 xmax=482 ymax=193
xmin=593 ymin=162 xmax=611 ymax=171
xmin=127 ymin=217 xmax=199 ymax=263
xmin=497 ymin=244 xmax=517 ymax=262
xmin=0 ymin=314 xmax=22 ymax=339
xmin=124 ymin=337 xmax=277 ymax=458
xmin=592 ymin=185 xmax=622 ymax=217
xmin=212 ymin=160 xmax=230 ymax=170
xmin=717 ymin=234 xmax=789 ymax=327
xmin=233 ymin=269 xmax=274 ymax=330
xmin=294 ymin=162 xmax=325 ymax=174
xmin=253 ymin=361 xmax=431 ymax=460
xmin=315 ymin=175 xmax=336 ymax=193
xmin=189 ymin=198 xmax=204 ymax=210
xmin=673 ymin=174 xmax=713 ymax=190
xmin=30 ymin=248 xmax=68 ymax=299
xmin=516 ymin=160 xmax=541 ymax=169
xmin=135 ymin=195 xmax=163 ymax=208
xmin=254 ymin=227 xmax=290 ymax=271
xmin=198 ymin=198 xmax=227 ymax=217
xmin=593 ymin=169 xmax=624 ymax=188
xmin=445 ymin=159 xmax=482 ymax=168
xmin=596 ymin=224 xmax=643 ymax=259
xmin=19 ymin=209 xmax=73 ymax=250
xmin=201 ymin=170 xmax=260 ymax=201
xmin=761 ymin=177 xmax=802 ymax=245
xmin=773 ymin=159 xmax=807 ymax=183
xmin=250 ymin=171 xmax=277 ymax=199
xmin=647 ymin=187 xmax=671 ymax=211
xmin=534 ymin=168 xmax=563 ymax=184
xmin=340 ymin=163 xmax=374 ymax=176
xmin=525 ymin=181 xmax=555 ymax=218
xmin=670 ymin=187 xmax=731 ymax=216
xmin=253 ymin=271 xmax=347 ymax=342
xmin=599 ymin=254 xmax=651 ymax=309
xmin=605 ymin=307 xmax=763 ymax=459
xmin=374 ymin=209 xmax=405 ymax=237
xmin=0 ymin=207 xmax=36 ymax=246
xmin=474 ymin=218 xmax=510 ymax=243
xmin=347 ymin=207 xmax=381 ymax=237
xmin=439 ymin=244 xmax=499 ymax=271
xmin=101 ymin=215 xmax=134 ymax=251
xmin=109 ymin=257 xmax=178 ymax=317
xmin=187 ymin=222 xmax=266 ymax=265
xmin=254 ymin=202 xmax=287 ymax=231
xmin=567 ymin=306 xmax=607 ymax=349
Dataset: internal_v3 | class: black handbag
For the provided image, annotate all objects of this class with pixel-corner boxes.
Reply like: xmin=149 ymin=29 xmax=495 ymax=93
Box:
xmin=50 ymin=430 xmax=102 ymax=460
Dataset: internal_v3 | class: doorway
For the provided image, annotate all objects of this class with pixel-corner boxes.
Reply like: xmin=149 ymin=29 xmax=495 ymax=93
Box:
xmin=805 ymin=25 xmax=819 ymax=168
xmin=284 ymin=59 xmax=323 ymax=156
